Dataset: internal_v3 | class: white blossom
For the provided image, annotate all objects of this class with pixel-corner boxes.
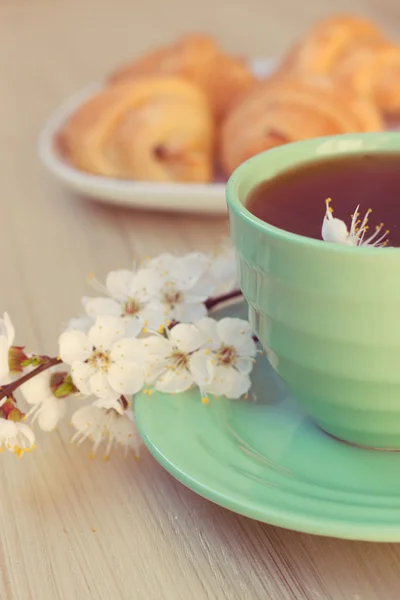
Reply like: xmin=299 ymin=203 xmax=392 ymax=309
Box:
xmin=83 ymin=268 xmax=164 ymax=333
xmin=81 ymin=251 xmax=236 ymax=335
xmin=20 ymin=368 xmax=67 ymax=431
xmin=146 ymin=252 xmax=216 ymax=323
xmin=71 ymin=398 xmax=142 ymax=458
xmin=322 ymin=198 xmax=390 ymax=247
xmin=144 ymin=323 xmax=212 ymax=393
xmin=0 ymin=313 xmax=15 ymax=390
xmin=59 ymin=315 xmax=145 ymax=401
xmin=66 ymin=315 xmax=94 ymax=334
xmin=0 ymin=251 xmax=264 ymax=461
xmin=195 ymin=317 xmax=257 ymax=398
xmin=207 ymin=243 xmax=238 ymax=295
xmin=0 ymin=418 xmax=35 ymax=457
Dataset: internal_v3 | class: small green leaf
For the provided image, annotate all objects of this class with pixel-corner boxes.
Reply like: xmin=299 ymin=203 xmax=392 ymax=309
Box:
xmin=51 ymin=373 xmax=78 ymax=398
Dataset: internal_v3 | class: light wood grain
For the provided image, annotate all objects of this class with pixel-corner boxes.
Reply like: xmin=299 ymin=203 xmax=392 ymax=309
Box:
xmin=1 ymin=1 xmax=400 ymax=599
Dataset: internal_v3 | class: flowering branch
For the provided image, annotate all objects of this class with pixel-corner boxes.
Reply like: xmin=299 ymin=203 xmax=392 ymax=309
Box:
xmin=0 ymin=245 xmax=258 ymax=460
xmin=0 ymin=356 xmax=61 ymax=402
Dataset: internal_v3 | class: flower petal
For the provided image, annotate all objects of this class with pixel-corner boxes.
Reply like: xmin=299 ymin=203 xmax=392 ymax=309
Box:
xmin=20 ymin=370 xmax=52 ymax=405
xmin=59 ymin=330 xmax=92 ymax=364
xmin=106 ymin=269 xmax=135 ymax=299
xmin=236 ymin=338 xmax=257 ymax=358
xmin=67 ymin=315 xmax=93 ymax=333
xmin=16 ymin=422 xmax=36 ymax=447
xmin=144 ymin=335 xmax=172 ymax=359
xmin=183 ymin=277 xmax=215 ymax=302
xmin=71 ymin=361 xmax=93 ymax=395
xmin=207 ymin=365 xmax=251 ymax=398
xmin=0 ymin=420 xmax=35 ymax=452
xmin=88 ymin=316 xmax=126 ymax=350
xmin=217 ymin=318 xmax=256 ymax=356
xmin=208 ymin=245 xmax=238 ymax=294
xmin=155 ymin=367 xmax=193 ymax=393
xmin=108 ymin=362 xmax=144 ymax=395
xmin=147 ymin=253 xmax=175 ymax=274
xmin=71 ymin=403 xmax=97 ymax=428
xmin=3 ymin=313 xmax=15 ymax=346
xmin=0 ymin=337 xmax=10 ymax=385
xmin=140 ymin=303 xmax=165 ymax=330
xmin=121 ymin=317 xmax=143 ymax=339
xmin=130 ymin=267 xmax=161 ymax=299
xmin=0 ymin=313 xmax=15 ymax=346
xmin=226 ymin=371 xmax=252 ymax=398
xmin=189 ymin=350 xmax=214 ymax=388
xmin=71 ymin=400 xmax=140 ymax=458
xmin=37 ymin=397 xmax=66 ymax=431
xmin=90 ymin=371 xmax=119 ymax=400
xmin=169 ymin=323 xmax=205 ymax=353
xmin=144 ymin=359 xmax=168 ymax=385
xmin=113 ymin=412 xmax=142 ymax=457
xmin=83 ymin=297 xmax=122 ymax=319
xmin=174 ymin=302 xmax=207 ymax=324
xmin=93 ymin=397 xmax=124 ymax=414
xmin=195 ymin=318 xmax=220 ymax=350
xmin=321 ymin=216 xmax=352 ymax=245
xmin=170 ymin=253 xmax=209 ymax=289
xmin=110 ymin=338 xmax=147 ymax=365
xmin=235 ymin=357 xmax=255 ymax=374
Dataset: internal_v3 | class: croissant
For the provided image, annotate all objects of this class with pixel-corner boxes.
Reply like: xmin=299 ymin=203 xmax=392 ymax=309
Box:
xmin=332 ymin=43 xmax=400 ymax=115
xmin=280 ymin=14 xmax=400 ymax=116
xmin=280 ymin=14 xmax=384 ymax=75
xmin=109 ymin=34 xmax=256 ymax=121
xmin=219 ymin=76 xmax=384 ymax=176
xmin=59 ymin=76 xmax=215 ymax=183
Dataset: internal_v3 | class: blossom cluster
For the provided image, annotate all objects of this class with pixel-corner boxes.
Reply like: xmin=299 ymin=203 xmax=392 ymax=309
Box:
xmin=0 ymin=247 xmax=258 ymax=460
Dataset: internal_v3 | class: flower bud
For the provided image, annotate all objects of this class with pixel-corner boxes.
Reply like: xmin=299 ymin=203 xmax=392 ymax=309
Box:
xmin=1 ymin=398 xmax=24 ymax=422
xmin=50 ymin=372 xmax=78 ymax=398
xmin=7 ymin=407 xmax=24 ymax=423
xmin=8 ymin=346 xmax=29 ymax=374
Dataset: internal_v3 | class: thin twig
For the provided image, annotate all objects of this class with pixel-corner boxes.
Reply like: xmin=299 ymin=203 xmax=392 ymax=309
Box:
xmin=0 ymin=357 xmax=62 ymax=402
xmin=205 ymin=289 xmax=243 ymax=311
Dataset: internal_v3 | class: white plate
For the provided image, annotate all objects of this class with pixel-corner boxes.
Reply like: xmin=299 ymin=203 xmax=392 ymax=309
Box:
xmin=38 ymin=59 xmax=275 ymax=214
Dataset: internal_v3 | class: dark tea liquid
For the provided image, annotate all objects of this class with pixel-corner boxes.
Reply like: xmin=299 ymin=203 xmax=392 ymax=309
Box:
xmin=246 ymin=154 xmax=400 ymax=247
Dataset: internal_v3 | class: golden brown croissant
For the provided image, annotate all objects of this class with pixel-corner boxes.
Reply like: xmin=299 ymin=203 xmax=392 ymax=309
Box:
xmin=219 ymin=76 xmax=384 ymax=176
xmin=332 ymin=43 xmax=400 ymax=115
xmin=280 ymin=14 xmax=400 ymax=116
xmin=59 ymin=76 xmax=215 ymax=183
xmin=280 ymin=15 xmax=384 ymax=75
xmin=109 ymin=34 xmax=256 ymax=121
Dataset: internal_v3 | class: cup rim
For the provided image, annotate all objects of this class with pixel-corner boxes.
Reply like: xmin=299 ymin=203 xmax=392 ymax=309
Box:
xmin=226 ymin=132 xmax=400 ymax=257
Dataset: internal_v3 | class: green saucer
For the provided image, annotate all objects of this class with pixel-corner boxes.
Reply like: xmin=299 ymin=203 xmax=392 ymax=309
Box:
xmin=134 ymin=301 xmax=400 ymax=542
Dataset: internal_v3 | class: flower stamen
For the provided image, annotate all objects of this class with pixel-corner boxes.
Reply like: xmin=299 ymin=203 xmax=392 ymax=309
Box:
xmin=122 ymin=297 xmax=142 ymax=316
xmin=322 ymin=199 xmax=390 ymax=247
xmin=216 ymin=345 xmax=237 ymax=366
xmin=169 ymin=349 xmax=189 ymax=371
xmin=88 ymin=349 xmax=112 ymax=373
xmin=161 ymin=284 xmax=184 ymax=309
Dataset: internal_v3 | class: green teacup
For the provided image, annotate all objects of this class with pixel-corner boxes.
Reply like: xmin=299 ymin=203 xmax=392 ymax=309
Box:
xmin=226 ymin=132 xmax=400 ymax=449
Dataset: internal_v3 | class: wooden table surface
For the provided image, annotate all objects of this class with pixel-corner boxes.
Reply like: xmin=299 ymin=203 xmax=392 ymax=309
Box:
xmin=2 ymin=1 xmax=400 ymax=599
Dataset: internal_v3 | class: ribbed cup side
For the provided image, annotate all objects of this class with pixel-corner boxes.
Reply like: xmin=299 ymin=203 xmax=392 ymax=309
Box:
xmin=230 ymin=216 xmax=400 ymax=449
